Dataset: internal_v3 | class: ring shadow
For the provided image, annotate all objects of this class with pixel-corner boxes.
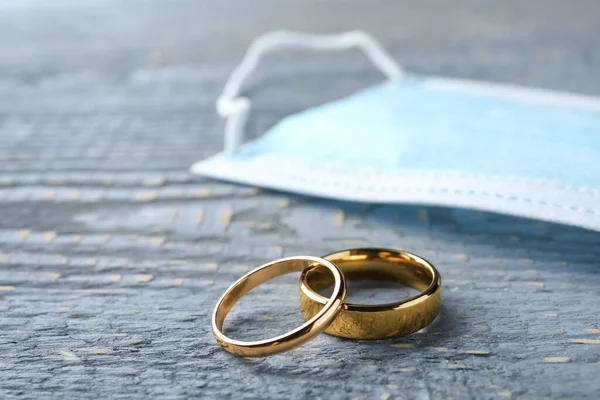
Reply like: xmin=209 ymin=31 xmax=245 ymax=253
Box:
xmin=221 ymin=278 xmax=465 ymax=363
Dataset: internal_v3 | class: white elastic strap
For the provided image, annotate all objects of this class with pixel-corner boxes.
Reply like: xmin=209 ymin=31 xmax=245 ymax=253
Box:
xmin=216 ymin=30 xmax=404 ymax=153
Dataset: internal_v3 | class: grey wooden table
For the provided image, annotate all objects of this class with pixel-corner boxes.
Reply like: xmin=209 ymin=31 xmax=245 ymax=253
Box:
xmin=0 ymin=1 xmax=599 ymax=399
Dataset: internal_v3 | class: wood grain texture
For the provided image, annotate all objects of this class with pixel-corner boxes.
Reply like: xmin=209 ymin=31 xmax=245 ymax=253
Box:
xmin=0 ymin=1 xmax=599 ymax=399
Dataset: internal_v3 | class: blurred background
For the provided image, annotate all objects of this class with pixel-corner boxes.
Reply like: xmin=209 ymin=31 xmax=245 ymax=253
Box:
xmin=2 ymin=0 xmax=600 ymax=93
xmin=1 ymin=1 xmax=599 ymax=399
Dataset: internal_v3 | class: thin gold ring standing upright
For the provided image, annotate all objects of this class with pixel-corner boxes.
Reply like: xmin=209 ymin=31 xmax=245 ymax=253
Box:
xmin=299 ymin=248 xmax=441 ymax=339
xmin=212 ymin=256 xmax=347 ymax=357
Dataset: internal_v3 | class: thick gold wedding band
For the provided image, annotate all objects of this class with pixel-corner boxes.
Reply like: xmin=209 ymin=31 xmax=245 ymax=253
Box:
xmin=299 ymin=248 xmax=441 ymax=339
xmin=212 ymin=256 xmax=346 ymax=356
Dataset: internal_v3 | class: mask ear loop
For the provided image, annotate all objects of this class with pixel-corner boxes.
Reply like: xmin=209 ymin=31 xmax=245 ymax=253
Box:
xmin=216 ymin=30 xmax=405 ymax=153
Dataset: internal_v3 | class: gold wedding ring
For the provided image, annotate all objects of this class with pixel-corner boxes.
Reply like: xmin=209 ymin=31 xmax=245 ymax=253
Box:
xmin=212 ymin=256 xmax=346 ymax=357
xmin=299 ymin=248 xmax=441 ymax=339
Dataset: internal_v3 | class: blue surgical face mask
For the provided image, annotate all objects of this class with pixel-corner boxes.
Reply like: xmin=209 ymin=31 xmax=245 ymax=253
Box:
xmin=191 ymin=31 xmax=600 ymax=232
